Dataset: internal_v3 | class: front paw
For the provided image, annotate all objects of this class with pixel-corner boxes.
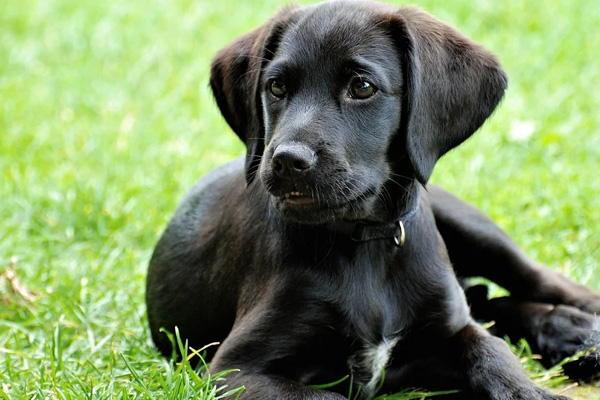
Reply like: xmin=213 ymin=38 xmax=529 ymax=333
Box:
xmin=462 ymin=329 xmax=574 ymax=400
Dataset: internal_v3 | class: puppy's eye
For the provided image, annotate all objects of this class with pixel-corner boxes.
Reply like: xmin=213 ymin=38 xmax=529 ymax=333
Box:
xmin=349 ymin=78 xmax=377 ymax=99
xmin=269 ymin=80 xmax=287 ymax=98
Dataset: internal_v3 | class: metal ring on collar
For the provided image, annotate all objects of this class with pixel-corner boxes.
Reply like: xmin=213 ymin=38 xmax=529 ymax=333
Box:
xmin=394 ymin=220 xmax=406 ymax=247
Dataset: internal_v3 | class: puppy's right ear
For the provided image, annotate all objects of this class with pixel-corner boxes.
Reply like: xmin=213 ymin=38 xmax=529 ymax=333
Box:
xmin=388 ymin=7 xmax=508 ymax=184
xmin=210 ymin=7 xmax=297 ymax=185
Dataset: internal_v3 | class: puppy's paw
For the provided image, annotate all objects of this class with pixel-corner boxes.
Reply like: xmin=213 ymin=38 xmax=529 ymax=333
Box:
xmin=466 ymin=287 xmax=600 ymax=380
xmin=559 ymin=310 xmax=600 ymax=380
xmin=536 ymin=304 xmax=600 ymax=379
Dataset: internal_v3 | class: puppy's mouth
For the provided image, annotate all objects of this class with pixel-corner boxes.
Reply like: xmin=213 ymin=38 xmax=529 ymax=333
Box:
xmin=282 ymin=191 xmax=315 ymax=206
xmin=269 ymin=185 xmax=379 ymax=224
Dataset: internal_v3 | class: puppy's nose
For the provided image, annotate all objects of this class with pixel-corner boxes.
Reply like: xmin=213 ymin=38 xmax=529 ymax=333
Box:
xmin=272 ymin=143 xmax=316 ymax=177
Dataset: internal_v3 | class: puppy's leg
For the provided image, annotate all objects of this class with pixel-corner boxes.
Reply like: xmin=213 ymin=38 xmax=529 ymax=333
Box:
xmin=466 ymin=286 xmax=600 ymax=380
xmin=431 ymin=185 xmax=600 ymax=377
xmin=207 ymin=305 xmax=349 ymax=400
xmin=209 ymin=344 xmax=347 ymax=399
xmin=384 ymin=323 xmax=571 ymax=399
xmin=455 ymin=323 xmax=571 ymax=400
xmin=428 ymin=184 xmax=600 ymax=314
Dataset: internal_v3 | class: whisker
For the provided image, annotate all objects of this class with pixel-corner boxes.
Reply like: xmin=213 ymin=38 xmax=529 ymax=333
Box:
xmin=260 ymin=45 xmax=276 ymax=58
xmin=239 ymin=66 xmax=266 ymax=80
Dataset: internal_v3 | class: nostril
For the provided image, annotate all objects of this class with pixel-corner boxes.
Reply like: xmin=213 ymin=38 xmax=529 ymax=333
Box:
xmin=292 ymin=158 xmax=311 ymax=172
xmin=273 ymin=158 xmax=284 ymax=173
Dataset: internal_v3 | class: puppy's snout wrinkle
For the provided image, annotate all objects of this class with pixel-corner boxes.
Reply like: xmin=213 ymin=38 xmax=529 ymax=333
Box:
xmin=272 ymin=143 xmax=317 ymax=177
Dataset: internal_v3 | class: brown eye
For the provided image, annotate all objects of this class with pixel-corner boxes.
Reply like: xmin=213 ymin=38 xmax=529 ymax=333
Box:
xmin=270 ymin=80 xmax=287 ymax=98
xmin=349 ymin=78 xmax=376 ymax=99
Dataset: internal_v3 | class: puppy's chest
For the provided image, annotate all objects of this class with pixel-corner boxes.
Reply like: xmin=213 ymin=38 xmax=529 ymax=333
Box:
xmin=339 ymin=281 xmax=406 ymax=398
xmin=305 ymin=249 xmax=409 ymax=395
xmin=347 ymin=335 xmax=400 ymax=398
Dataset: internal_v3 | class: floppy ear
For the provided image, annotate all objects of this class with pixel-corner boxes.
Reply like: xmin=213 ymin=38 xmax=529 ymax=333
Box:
xmin=390 ymin=7 xmax=508 ymax=183
xmin=210 ymin=7 xmax=297 ymax=185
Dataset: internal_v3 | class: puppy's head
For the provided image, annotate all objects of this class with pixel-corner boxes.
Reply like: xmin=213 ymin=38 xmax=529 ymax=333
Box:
xmin=211 ymin=0 xmax=507 ymax=224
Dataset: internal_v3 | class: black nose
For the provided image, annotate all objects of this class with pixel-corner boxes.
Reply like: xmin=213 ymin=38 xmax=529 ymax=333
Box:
xmin=272 ymin=143 xmax=316 ymax=177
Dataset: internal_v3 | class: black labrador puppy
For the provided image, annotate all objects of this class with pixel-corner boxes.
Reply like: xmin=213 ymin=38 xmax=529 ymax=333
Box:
xmin=146 ymin=1 xmax=600 ymax=398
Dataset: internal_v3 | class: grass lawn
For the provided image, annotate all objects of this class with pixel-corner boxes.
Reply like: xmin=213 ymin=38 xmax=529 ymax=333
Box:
xmin=1 ymin=0 xmax=599 ymax=398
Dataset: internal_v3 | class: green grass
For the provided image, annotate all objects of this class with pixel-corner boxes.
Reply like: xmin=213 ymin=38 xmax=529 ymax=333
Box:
xmin=1 ymin=0 xmax=599 ymax=398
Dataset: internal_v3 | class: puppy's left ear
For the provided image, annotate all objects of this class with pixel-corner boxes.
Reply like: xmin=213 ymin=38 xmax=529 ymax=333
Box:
xmin=389 ymin=7 xmax=508 ymax=183
xmin=210 ymin=7 xmax=297 ymax=184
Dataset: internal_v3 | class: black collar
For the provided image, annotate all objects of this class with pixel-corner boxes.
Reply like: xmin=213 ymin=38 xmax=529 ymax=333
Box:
xmin=326 ymin=187 xmax=420 ymax=247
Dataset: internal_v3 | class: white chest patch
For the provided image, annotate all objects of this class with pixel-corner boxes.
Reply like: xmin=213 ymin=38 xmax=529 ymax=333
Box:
xmin=348 ymin=337 xmax=399 ymax=398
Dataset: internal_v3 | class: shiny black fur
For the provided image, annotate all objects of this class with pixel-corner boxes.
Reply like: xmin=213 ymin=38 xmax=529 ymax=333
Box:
xmin=147 ymin=1 xmax=600 ymax=398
